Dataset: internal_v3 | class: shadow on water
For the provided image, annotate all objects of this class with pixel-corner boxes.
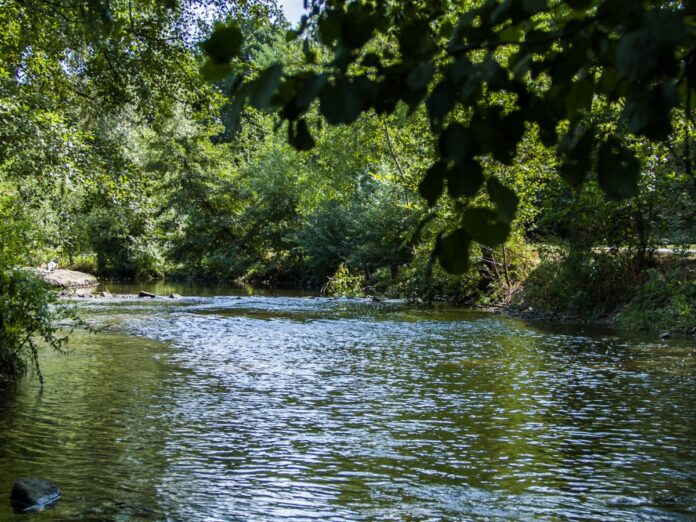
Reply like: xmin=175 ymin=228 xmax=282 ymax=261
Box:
xmin=1 ymin=293 xmax=695 ymax=520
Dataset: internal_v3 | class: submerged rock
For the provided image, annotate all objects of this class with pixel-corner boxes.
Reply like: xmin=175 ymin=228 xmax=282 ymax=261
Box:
xmin=138 ymin=291 xmax=156 ymax=298
xmin=73 ymin=288 xmax=93 ymax=298
xmin=10 ymin=478 xmax=60 ymax=512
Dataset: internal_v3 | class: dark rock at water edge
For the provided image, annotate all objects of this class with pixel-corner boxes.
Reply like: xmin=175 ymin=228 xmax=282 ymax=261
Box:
xmin=169 ymin=293 xmax=182 ymax=299
xmin=10 ymin=478 xmax=60 ymax=512
xmin=659 ymin=331 xmax=671 ymax=340
xmin=138 ymin=291 xmax=156 ymax=298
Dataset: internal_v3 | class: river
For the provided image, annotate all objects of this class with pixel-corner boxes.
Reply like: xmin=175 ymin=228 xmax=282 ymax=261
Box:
xmin=0 ymin=284 xmax=694 ymax=520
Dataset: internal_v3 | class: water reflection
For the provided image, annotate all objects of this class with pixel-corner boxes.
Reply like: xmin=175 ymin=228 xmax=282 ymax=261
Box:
xmin=0 ymin=295 xmax=694 ymax=520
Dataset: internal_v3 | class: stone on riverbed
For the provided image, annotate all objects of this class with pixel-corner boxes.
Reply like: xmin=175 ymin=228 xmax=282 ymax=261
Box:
xmin=10 ymin=478 xmax=60 ymax=512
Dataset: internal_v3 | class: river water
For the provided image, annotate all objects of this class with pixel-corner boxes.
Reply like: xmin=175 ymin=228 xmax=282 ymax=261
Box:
xmin=0 ymin=286 xmax=695 ymax=520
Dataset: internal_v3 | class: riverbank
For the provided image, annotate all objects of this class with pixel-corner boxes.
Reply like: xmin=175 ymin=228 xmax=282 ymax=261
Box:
xmin=58 ymin=246 xmax=696 ymax=338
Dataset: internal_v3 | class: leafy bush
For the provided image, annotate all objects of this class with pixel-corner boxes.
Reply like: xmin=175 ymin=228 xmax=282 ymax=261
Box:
xmin=615 ymin=267 xmax=696 ymax=333
xmin=522 ymin=248 xmax=637 ymax=318
xmin=392 ymin=243 xmax=479 ymax=303
xmin=86 ymin=207 xmax=164 ymax=279
xmin=0 ymin=268 xmax=77 ymax=384
xmin=323 ymin=264 xmax=365 ymax=297
xmin=0 ymin=194 xmax=78 ymax=384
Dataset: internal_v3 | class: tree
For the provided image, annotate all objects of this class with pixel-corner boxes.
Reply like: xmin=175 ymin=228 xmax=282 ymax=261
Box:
xmin=202 ymin=0 xmax=695 ymax=273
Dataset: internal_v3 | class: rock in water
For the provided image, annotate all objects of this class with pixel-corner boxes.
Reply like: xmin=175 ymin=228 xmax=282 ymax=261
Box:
xmin=169 ymin=293 xmax=182 ymax=299
xmin=138 ymin=291 xmax=156 ymax=298
xmin=659 ymin=331 xmax=671 ymax=340
xmin=36 ymin=269 xmax=97 ymax=289
xmin=10 ymin=478 xmax=60 ymax=512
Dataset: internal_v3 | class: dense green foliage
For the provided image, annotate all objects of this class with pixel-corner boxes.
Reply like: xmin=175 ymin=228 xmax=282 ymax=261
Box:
xmin=0 ymin=0 xmax=694 ymax=382
xmin=0 ymin=193 xmax=78 ymax=384
xmin=204 ymin=0 xmax=695 ymax=272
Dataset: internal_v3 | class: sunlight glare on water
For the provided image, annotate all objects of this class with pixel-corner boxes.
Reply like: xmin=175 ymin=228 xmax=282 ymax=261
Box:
xmin=0 ymin=292 xmax=694 ymax=520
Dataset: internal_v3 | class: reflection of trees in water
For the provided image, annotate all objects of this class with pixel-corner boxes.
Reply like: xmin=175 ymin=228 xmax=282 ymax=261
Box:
xmin=0 ymin=331 xmax=175 ymax=519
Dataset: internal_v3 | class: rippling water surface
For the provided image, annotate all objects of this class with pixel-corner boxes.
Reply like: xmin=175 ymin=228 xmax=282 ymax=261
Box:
xmin=1 ymin=288 xmax=695 ymax=520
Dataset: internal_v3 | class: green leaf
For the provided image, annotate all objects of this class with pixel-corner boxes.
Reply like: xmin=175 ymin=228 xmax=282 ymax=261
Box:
xmin=486 ymin=178 xmax=518 ymax=224
xmin=624 ymin=82 xmax=680 ymax=140
xmin=318 ymin=11 xmax=343 ymax=46
xmin=522 ymin=0 xmax=547 ymax=14
xmin=471 ymin=109 xmax=523 ymax=164
xmin=354 ymin=76 xmax=378 ymax=108
xmin=436 ymin=229 xmax=471 ymax=274
xmin=527 ymin=96 xmax=558 ymax=146
xmin=446 ymin=57 xmax=473 ymax=86
xmin=461 ymin=207 xmax=510 ymax=247
xmin=302 ymin=39 xmax=317 ymax=64
xmin=200 ymin=60 xmax=232 ymax=82
xmin=406 ymin=63 xmax=435 ymax=92
xmin=448 ymin=160 xmax=484 ymax=198
xmin=219 ymin=97 xmax=245 ymax=135
xmin=342 ymin=3 xmax=379 ymax=49
xmin=439 ymin=123 xmax=475 ymax=163
xmin=361 ymin=53 xmax=382 ymax=68
xmin=201 ymin=23 xmax=243 ymax=64
xmin=426 ymin=81 xmax=456 ymax=123
xmin=288 ymin=119 xmax=315 ymax=151
xmin=565 ymin=77 xmax=595 ymax=117
xmin=597 ymin=138 xmax=640 ymax=201
xmin=248 ymin=65 xmax=283 ymax=110
xmin=295 ymin=74 xmax=327 ymax=113
xmin=479 ymin=56 xmax=508 ymax=90
xmin=419 ymin=161 xmax=447 ymax=206
xmin=616 ymin=10 xmax=685 ymax=83
xmin=399 ymin=19 xmax=434 ymax=59
xmin=319 ymin=77 xmax=363 ymax=124
xmin=374 ymin=74 xmax=400 ymax=115
xmin=557 ymin=124 xmax=594 ymax=186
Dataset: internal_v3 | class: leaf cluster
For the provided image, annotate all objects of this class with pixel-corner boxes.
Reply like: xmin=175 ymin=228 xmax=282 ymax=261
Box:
xmin=202 ymin=0 xmax=695 ymax=272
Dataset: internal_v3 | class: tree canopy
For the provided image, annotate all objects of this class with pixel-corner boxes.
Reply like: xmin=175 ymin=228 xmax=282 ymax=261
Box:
xmin=202 ymin=0 xmax=695 ymax=272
